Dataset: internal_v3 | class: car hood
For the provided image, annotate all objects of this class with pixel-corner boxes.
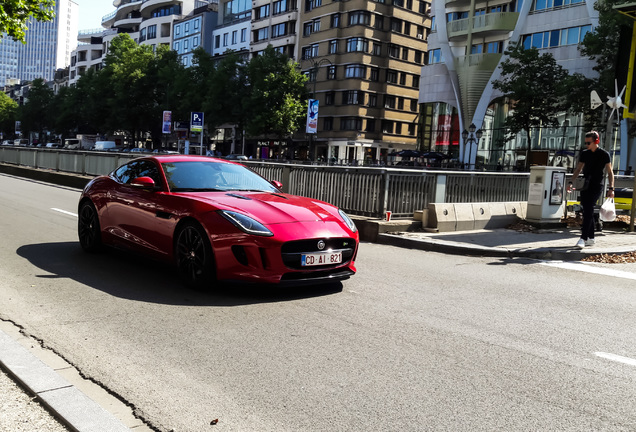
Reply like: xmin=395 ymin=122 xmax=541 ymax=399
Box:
xmin=192 ymin=191 xmax=342 ymax=225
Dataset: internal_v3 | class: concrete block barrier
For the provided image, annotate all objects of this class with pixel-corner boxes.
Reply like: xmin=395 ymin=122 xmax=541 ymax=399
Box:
xmin=428 ymin=203 xmax=456 ymax=232
xmin=454 ymin=203 xmax=475 ymax=231
xmin=471 ymin=203 xmax=492 ymax=229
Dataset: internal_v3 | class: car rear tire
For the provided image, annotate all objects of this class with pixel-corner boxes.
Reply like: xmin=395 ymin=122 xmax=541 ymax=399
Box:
xmin=78 ymin=201 xmax=103 ymax=253
xmin=175 ymin=222 xmax=216 ymax=290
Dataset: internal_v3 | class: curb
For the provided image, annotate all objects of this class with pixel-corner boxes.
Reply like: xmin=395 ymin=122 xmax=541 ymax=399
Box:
xmin=377 ymin=233 xmax=636 ymax=261
xmin=0 ymin=329 xmax=131 ymax=432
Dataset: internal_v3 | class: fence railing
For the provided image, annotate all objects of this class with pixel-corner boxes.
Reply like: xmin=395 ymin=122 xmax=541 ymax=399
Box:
xmin=1 ymin=147 xmax=538 ymax=218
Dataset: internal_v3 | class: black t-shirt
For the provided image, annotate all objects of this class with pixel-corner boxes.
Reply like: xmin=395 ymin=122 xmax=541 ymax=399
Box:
xmin=579 ymin=148 xmax=610 ymax=186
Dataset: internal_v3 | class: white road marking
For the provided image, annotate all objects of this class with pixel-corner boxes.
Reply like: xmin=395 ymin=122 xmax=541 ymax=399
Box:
xmin=51 ymin=208 xmax=77 ymax=218
xmin=595 ymin=352 xmax=636 ymax=367
xmin=539 ymin=260 xmax=636 ymax=280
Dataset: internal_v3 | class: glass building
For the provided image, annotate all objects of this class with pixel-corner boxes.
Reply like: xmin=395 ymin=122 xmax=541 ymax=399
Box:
xmin=0 ymin=0 xmax=78 ymax=87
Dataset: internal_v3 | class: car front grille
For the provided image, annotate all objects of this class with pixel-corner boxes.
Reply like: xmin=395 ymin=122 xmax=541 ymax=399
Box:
xmin=281 ymin=238 xmax=356 ymax=269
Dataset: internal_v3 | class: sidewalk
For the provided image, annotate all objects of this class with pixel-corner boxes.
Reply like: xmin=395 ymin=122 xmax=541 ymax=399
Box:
xmin=377 ymin=224 xmax=636 ymax=261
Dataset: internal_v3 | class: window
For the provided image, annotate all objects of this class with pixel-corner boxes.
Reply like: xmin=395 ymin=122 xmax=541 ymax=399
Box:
xmin=398 ymin=98 xmax=404 ymax=110
xmin=384 ymin=95 xmax=396 ymax=109
xmin=349 ymin=11 xmax=371 ymax=25
xmin=428 ymin=48 xmax=443 ymax=64
xmin=347 ymin=37 xmax=369 ymax=53
xmin=345 ymin=64 xmax=366 ymax=78
xmin=389 ymin=44 xmax=400 ymax=58
xmin=374 ymin=15 xmax=384 ymax=29
xmin=412 ymin=75 xmax=419 ymax=88
xmin=368 ymin=94 xmax=377 ymax=107
xmin=140 ymin=28 xmax=147 ymax=42
xmin=341 ymin=117 xmax=362 ymax=131
xmin=386 ymin=69 xmax=397 ymax=83
xmin=302 ymin=44 xmax=319 ymax=59
xmin=410 ymin=99 xmax=418 ymax=111
xmin=408 ymin=123 xmax=416 ymax=135
xmin=175 ymin=25 xmax=181 ymax=36
xmin=254 ymin=27 xmax=269 ymax=42
xmin=194 ymin=19 xmax=200 ymax=30
xmin=327 ymin=65 xmax=336 ymax=79
xmin=486 ymin=41 xmax=502 ymax=53
xmin=395 ymin=123 xmax=402 ymax=134
xmin=414 ymin=50 xmax=423 ymax=64
xmin=370 ymin=68 xmax=379 ymax=81
xmin=193 ymin=37 xmax=199 ymax=48
xmin=215 ymin=35 xmax=220 ymax=48
xmin=372 ymin=43 xmax=381 ymax=56
xmin=174 ymin=41 xmax=180 ymax=52
xmin=365 ymin=119 xmax=375 ymax=132
xmin=185 ymin=22 xmax=190 ymax=33
xmin=382 ymin=120 xmax=394 ymax=134
xmin=331 ymin=13 xmax=340 ymax=27
xmin=391 ymin=18 xmax=403 ymax=33
xmin=223 ymin=33 xmax=228 ymax=46
xmin=404 ymin=22 xmax=411 ymax=36
xmin=325 ymin=91 xmax=335 ymax=105
xmin=323 ymin=117 xmax=334 ymax=131
xmin=184 ymin=39 xmax=189 ymax=50
xmin=273 ymin=0 xmax=288 ymax=14
xmin=303 ymin=22 xmax=312 ymax=36
xmin=272 ymin=23 xmax=286 ymax=37
xmin=329 ymin=39 xmax=338 ymax=54
xmin=255 ymin=4 xmax=270 ymax=19
xmin=343 ymin=90 xmax=364 ymax=105
xmin=232 ymin=30 xmax=238 ymax=44
xmin=402 ymin=47 xmax=409 ymax=60
xmin=241 ymin=28 xmax=247 ymax=42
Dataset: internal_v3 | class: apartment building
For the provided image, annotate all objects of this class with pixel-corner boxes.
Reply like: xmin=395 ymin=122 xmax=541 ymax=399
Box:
xmin=212 ymin=0 xmax=251 ymax=58
xmin=297 ymin=0 xmax=430 ymax=162
xmin=0 ymin=0 xmax=78 ymax=87
xmin=420 ymin=0 xmax=599 ymax=170
xmin=174 ymin=4 xmax=218 ymax=66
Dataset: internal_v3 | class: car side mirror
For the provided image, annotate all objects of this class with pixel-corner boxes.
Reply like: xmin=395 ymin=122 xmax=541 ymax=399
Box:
xmin=271 ymin=180 xmax=283 ymax=190
xmin=131 ymin=176 xmax=157 ymax=189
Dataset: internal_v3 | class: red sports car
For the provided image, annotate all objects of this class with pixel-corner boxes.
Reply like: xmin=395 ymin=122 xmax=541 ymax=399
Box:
xmin=78 ymin=155 xmax=359 ymax=288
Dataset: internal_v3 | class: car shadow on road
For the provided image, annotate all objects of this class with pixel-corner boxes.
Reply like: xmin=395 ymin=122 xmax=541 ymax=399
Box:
xmin=16 ymin=242 xmax=343 ymax=306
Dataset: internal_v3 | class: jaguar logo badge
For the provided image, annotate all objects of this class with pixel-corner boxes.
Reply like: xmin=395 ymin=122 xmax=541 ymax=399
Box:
xmin=317 ymin=240 xmax=326 ymax=250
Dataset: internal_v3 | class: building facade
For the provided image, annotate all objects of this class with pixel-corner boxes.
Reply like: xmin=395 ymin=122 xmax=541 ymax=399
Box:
xmin=420 ymin=0 xmax=600 ymax=170
xmin=297 ymin=0 xmax=430 ymax=163
xmin=0 ymin=0 xmax=78 ymax=87
xmin=174 ymin=4 xmax=218 ymax=66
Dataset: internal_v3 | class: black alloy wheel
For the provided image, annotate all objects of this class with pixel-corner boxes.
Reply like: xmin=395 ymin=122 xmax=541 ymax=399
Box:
xmin=78 ymin=201 xmax=103 ymax=253
xmin=175 ymin=222 xmax=216 ymax=290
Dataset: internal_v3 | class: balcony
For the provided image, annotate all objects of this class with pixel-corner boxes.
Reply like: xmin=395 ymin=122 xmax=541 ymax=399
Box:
xmin=140 ymin=0 xmax=180 ymax=14
xmin=446 ymin=12 xmax=519 ymax=41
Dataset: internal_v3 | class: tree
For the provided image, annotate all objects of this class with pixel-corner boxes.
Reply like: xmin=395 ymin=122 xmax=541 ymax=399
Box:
xmin=17 ymin=78 xmax=52 ymax=141
xmin=244 ymin=46 xmax=308 ymax=139
xmin=0 ymin=0 xmax=55 ymax=43
xmin=492 ymin=42 xmax=569 ymax=159
xmin=0 ymin=92 xmax=18 ymax=138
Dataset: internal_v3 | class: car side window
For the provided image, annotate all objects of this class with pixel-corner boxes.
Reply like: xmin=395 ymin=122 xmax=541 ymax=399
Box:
xmin=135 ymin=161 xmax=162 ymax=186
xmin=114 ymin=163 xmax=135 ymax=184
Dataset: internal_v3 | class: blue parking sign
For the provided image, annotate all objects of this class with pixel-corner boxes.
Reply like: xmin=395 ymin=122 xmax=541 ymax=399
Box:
xmin=190 ymin=112 xmax=204 ymax=132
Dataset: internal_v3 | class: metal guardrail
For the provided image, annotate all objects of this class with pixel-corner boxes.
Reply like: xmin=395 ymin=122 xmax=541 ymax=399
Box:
xmin=0 ymin=147 xmax=536 ymax=218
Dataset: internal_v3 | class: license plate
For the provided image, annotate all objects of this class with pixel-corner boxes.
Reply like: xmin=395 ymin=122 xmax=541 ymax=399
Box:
xmin=301 ymin=251 xmax=342 ymax=266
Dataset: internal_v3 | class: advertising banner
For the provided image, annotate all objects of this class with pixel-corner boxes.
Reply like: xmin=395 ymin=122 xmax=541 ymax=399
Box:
xmin=306 ymin=99 xmax=319 ymax=134
xmin=162 ymin=111 xmax=172 ymax=134
xmin=15 ymin=120 xmax=21 ymax=135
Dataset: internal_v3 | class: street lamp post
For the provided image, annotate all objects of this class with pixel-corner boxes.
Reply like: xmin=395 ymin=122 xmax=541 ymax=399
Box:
xmin=305 ymin=57 xmax=332 ymax=161
xmin=462 ymin=123 xmax=483 ymax=170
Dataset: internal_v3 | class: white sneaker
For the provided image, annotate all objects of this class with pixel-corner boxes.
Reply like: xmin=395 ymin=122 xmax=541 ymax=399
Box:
xmin=576 ymin=238 xmax=586 ymax=249
xmin=585 ymin=239 xmax=596 ymax=246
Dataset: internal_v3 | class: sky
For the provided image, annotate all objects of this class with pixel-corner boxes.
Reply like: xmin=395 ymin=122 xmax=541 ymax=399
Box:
xmin=75 ymin=0 xmax=114 ymax=31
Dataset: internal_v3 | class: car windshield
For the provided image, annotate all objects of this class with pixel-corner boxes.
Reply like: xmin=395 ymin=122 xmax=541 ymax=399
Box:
xmin=162 ymin=161 xmax=278 ymax=193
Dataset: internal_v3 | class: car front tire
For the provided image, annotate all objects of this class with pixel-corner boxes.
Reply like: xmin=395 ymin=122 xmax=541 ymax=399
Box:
xmin=175 ymin=222 xmax=216 ymax=290
xmin=78 ymin=201 xmax=103 ymax=253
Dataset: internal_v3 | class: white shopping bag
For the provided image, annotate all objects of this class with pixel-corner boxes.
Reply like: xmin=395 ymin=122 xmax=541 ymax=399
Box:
xmin=599 ymin=198 xmax=616 ymax=222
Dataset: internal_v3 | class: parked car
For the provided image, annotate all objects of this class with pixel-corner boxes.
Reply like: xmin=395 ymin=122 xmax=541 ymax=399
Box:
xmin=14 ymin=139 xmax=29 ymax=146
xmin=224 ymin=154 xmax=248 ymax=161
xmin=78 ymin=155 xmax=359 ymax=289
xmin=93 ymin=141 xmax=117 ymax=151
xmin=45 ymin=142 xmax=61 ymax=148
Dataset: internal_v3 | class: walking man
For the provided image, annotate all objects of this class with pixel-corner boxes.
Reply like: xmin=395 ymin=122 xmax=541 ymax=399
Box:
xmin=567 ymin=131 xmax=614 ymax=248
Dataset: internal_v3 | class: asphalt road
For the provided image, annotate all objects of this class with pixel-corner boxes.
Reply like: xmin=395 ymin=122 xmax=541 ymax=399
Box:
xmin=1 ymin=173 xmax=635 ymax=432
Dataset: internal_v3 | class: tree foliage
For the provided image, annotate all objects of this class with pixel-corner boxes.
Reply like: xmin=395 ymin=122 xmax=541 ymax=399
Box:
xmin=0 ymin=0 xmax=55 ymax=43
xmin=0 ymin=92 xmax=18 ymax=137
xmin=13 ymin=41 xmax=310 ymax=149
xmin=492 ymin=42 xmax=569 ymax=143
xmin=18 ymin=78 xmax=52 ymax=139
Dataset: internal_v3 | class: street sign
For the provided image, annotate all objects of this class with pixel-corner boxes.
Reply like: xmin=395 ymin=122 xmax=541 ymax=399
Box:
xmin=190 ymin=112 xmax=204 ymax=132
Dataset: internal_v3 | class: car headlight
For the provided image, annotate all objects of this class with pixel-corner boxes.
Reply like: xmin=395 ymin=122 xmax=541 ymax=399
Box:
xmin=219 ymin=210 xmax=273 ymax=236
xmin=338 ymin=209 xmax=357 ymax=233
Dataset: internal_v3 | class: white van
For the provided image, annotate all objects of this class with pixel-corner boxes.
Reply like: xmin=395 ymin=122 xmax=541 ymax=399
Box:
xmin=93 ymin=141 xmax=117 ymax=151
